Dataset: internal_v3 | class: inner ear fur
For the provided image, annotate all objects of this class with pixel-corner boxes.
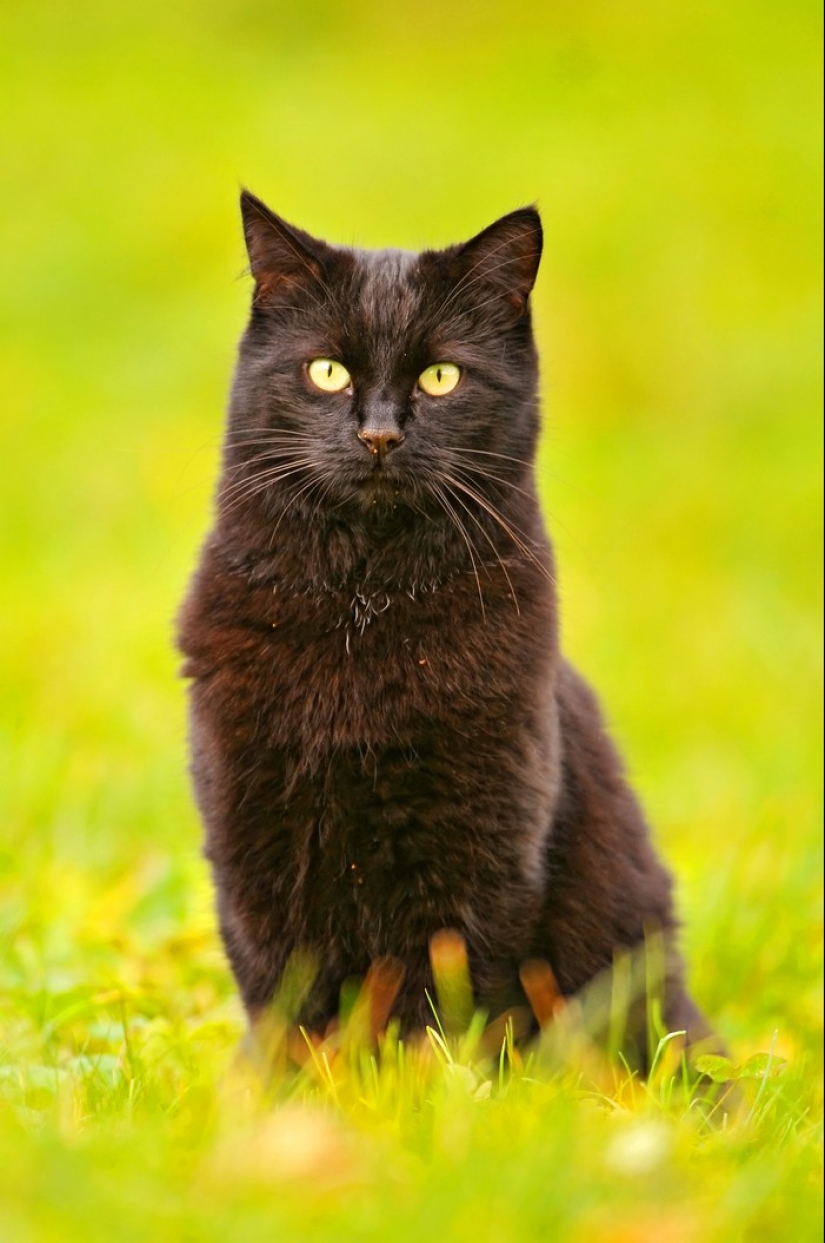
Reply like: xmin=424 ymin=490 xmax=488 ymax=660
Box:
xmin=453 ymin=207 xmax=543 ymax=314
xmin=240 ymin=189 xmax=330 ymax=303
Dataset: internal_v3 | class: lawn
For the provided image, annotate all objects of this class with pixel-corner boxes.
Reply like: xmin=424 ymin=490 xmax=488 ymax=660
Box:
xmin=1 ymin=1 xmax=822 ymax=1239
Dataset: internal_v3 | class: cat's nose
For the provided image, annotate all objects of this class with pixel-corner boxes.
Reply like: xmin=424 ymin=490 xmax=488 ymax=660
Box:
xmin=357 ymin=427 xmax=405 ymax=461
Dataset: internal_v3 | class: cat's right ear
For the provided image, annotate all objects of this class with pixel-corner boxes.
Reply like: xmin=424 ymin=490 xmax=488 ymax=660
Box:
xmin=240 ymin=190 xmax=328 ymax=304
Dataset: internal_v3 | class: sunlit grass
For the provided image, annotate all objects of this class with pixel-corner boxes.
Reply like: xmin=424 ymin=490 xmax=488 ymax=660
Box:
xmin=1 ymin=0 xmax=821 ymax=1237
xmin=1 ymin=922 xmax=819 ymax=1242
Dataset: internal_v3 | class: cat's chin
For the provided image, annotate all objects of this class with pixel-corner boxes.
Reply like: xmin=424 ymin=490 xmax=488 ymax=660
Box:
xmin=353 ymin=471 xmax=409 ymax=514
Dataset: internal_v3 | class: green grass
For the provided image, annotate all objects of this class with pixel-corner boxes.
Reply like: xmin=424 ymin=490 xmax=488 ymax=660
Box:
xmin=1 ymin=0 xmax=822 ymax=1238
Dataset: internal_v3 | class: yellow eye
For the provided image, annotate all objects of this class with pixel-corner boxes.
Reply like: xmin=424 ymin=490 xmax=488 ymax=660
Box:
xmin=307 ymin=358 xmax=351 ymax=393
xmin=418 ymin=363 xmax=461 ymax=397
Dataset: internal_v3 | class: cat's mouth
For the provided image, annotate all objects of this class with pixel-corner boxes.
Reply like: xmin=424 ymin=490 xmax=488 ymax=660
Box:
xmin=355 ymin=463 xmax=408 ymax=509
xmin=363 ymin=469 xmax=399 ymax=493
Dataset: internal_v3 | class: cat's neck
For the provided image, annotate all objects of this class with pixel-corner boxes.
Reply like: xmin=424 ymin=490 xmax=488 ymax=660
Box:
xmin=216 ymin=483 xmax=549 ymax=595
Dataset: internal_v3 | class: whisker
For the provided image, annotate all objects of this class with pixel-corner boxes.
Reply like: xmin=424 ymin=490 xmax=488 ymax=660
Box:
xmin=225 ymin=425 xmax=319 ymax=439
xmin=267 ymin=471 xmax=329 ymax=551
xmin=447 ymin=447 xmax=530 ymax=468
xmin=223 ymin=433 xmax=320 ymax=450
xmin=219 ymin=455 xmax=316 ymax=493
xmin=446 ymin=454 xmax=535 ymax=502
xmin=440 ymin=472 xmax=554 ymax=587
xmin=430 ymin=481 xmax=486 ymax=622
xmin=221 ymin=449 xmax=318 ymax=476
xmin=442 ymin=483 xmax=520 ymax=616
xmin=218 ymin=462 xmax=316 ymax=514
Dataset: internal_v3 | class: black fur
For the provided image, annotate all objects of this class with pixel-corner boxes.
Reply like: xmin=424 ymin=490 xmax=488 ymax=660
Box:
xmin=178 ymin=191 xmax=713 ymax=1056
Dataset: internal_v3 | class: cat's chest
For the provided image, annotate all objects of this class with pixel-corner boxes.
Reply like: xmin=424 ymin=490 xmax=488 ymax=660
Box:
xmin=237 ymin=573 xmax=520 ymax=752
xmin=182 ymin=547 xmax=553 ymax=760
xmin=264 ymin=582 xmax=471 ymax=737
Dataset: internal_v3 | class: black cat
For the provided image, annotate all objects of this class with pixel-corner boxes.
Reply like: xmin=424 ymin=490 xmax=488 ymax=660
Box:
xmin=178 ymin=191 xmax=714 ymax=1060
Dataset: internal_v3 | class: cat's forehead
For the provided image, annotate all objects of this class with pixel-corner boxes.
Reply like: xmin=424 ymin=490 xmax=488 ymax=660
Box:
xmin=342 ymin=247 xmax=428 ymax=346
xmin=351 ymin=247 xmax=419 ymax=305
xmin=353 ymin=246 xmax=417 ymax=271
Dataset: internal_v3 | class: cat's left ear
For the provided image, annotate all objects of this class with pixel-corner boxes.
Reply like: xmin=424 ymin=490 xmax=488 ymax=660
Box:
xmin=454 ymin=208 xmax=543 ymax=316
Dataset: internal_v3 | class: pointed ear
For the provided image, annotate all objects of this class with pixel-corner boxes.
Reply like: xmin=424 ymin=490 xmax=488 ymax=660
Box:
xmin=240 ymin=189 xmax=328 ymax=303
xmin=453 ymin=207 xmax=543 ymax=315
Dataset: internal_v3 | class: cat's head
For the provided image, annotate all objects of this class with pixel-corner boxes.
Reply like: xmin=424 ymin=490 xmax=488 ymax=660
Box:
xmin=222 ymin=191 xmax=543 ymax=528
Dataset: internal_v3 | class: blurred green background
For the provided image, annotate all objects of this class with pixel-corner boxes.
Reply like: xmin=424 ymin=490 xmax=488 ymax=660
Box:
xmin=1 ymin=0 xmax=821 ymax=1076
